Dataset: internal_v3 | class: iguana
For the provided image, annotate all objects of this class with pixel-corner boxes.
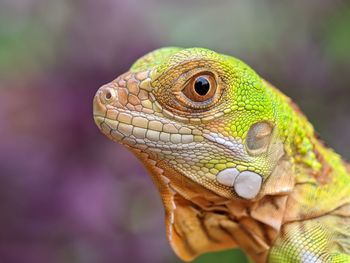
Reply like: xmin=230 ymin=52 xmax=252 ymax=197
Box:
xmin=93 ymin=47 xmax=350 ymax=263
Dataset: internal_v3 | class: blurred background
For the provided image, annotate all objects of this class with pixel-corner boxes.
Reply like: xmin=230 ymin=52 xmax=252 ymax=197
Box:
xmin=0 ymin=0 xmax=349 ymax=262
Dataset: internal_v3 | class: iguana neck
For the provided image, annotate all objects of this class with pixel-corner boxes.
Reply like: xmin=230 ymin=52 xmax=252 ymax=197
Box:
xmin=265 ymin=82 xmax=320 ymax=172
xmin=266 ymin=81 xmax=350 ymax=222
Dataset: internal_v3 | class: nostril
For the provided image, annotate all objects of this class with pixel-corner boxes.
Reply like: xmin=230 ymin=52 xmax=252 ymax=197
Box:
xmin=99 ymin=87 xmax=116 ymax=104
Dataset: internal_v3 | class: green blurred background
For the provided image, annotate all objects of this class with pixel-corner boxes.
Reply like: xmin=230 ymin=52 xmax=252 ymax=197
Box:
xmin=0 ymin=0 xmax=349 ymax=262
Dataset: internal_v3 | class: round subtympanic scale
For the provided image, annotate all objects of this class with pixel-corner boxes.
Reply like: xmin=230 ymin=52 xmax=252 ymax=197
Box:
xmin=246 ymin=121 xmax=273 ymax=155
xmin=216 ymin=168 xmax=240 ymax=187
xmin=234 ymin=171 xmax=262 ymax=199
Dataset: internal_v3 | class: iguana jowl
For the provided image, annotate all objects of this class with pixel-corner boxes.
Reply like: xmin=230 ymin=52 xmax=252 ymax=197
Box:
xmin=93 ymin=47 xmax=350 ymax=263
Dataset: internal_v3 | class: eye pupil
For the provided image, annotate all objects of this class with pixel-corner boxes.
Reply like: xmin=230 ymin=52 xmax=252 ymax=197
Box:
xmin=194 ymin=77 xmax=210 ymax=96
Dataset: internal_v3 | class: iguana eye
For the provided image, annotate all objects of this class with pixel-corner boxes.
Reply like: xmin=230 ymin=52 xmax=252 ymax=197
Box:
xmin=182 ymin=73 xmax=217 ymax=103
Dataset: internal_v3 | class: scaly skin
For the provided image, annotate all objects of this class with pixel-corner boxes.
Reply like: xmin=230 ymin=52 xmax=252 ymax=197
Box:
xmin=93 ymin=47 xmax=350 ymax=263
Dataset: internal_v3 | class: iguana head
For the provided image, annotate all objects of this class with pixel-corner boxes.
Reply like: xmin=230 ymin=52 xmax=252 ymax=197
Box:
xmin=94 ymin=47 xmax=290 ymax=199
xmin=93 ymin=47 xmax=298 ymax=261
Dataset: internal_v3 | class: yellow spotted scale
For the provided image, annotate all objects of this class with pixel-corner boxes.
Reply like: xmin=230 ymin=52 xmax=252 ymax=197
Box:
xmin=93 ymin=47 xmax=350 ymax=263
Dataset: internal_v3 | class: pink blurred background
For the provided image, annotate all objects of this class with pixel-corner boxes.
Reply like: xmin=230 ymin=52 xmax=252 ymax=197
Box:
xmin=0 ymin=1 xmax=349 ymax=262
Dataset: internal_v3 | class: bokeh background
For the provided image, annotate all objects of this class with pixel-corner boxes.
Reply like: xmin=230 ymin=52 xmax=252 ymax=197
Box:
xmin=1 ymin=0 xmax=350 ymax=262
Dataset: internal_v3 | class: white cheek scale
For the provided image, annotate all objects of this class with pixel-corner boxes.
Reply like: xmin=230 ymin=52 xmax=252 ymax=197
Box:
xmin=216 ymin=168 xmax=263 ymax=200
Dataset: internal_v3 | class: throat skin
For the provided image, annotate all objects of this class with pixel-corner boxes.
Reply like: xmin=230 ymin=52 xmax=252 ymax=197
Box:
xmin=132 ymin=146 xmax=289 ymax=263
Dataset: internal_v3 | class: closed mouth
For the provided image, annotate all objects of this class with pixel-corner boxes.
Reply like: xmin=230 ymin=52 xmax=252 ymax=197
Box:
xmin=94 ymin=108 xmax=205 ymax=151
